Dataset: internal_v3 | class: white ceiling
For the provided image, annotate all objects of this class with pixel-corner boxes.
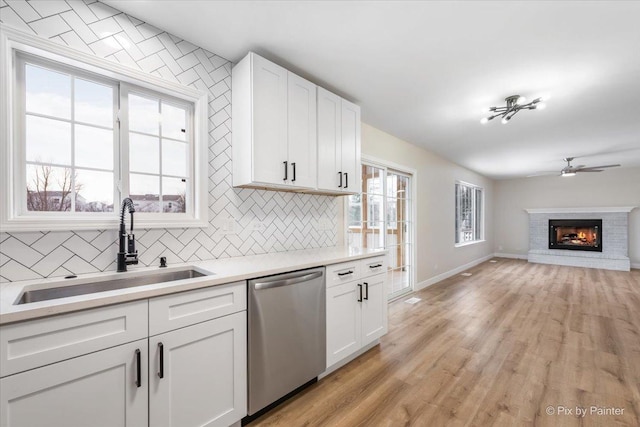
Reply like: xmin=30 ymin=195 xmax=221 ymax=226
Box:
xmin=104 ymin=0 xmax=640 ymax=179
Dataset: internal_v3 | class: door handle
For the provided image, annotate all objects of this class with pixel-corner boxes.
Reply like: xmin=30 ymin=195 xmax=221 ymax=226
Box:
xmin=135 ymin=348 xmax=141 ymax=388
xmin=364 ymin=282 xmax=369 ymax=300
xmin=369 ymin=264 xmax=382 ymax=269
xmin=338 ymin=172 xmax=343 ymax=188
xmin=344 ymin=172 xmax=348 ymax=188
xmin=337 ymin=270 xmax=354 ymax=276
xmin=291 ymin=162 xmax=296 ymax=182
xmin=357 ymin=283 xmax=363 ymax=302
xmin=283 ymin=161 xmax=288 ymax=181
xmin=254 ymin=271 xmax=323 ymax=290
xmin=157 ymin=342 xmax=164 ymax=379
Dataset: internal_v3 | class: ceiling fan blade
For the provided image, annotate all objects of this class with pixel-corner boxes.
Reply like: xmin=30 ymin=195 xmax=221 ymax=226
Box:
xmin=582 ymin=164 xmax=621 ymax=169
xmin=576 ymin=169 xmax=603 ymax=172
xmin=573 ymin=165 xmax=586 ymax=169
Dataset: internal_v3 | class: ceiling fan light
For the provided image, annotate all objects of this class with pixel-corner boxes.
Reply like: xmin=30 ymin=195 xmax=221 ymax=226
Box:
xmin=516 ymin=96 xmax=526 ymax=105
xmin=501 ymin=116 xmax=510 ymax=124
xmin=561 ymin=171 xmax=576 ymax=177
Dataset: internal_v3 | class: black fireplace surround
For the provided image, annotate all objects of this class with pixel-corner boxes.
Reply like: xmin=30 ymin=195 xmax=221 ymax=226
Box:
xmin=549 ymin=219 xmax=602 ymax=252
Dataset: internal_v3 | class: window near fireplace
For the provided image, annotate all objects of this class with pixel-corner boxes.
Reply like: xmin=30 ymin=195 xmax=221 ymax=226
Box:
xmin=455 ymin=181 xmax=483 ymax=245
xmin=548 ymin=219 xmax=603 ymax=252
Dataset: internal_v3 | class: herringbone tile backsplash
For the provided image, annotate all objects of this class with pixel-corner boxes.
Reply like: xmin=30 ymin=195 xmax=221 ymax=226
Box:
xmin=0 ymin=0 xmax=338 ymax=283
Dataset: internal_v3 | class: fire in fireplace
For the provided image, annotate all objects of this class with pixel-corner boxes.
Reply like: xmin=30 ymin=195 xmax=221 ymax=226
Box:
xmin=549 ymin=219 xmax=602 ymax=252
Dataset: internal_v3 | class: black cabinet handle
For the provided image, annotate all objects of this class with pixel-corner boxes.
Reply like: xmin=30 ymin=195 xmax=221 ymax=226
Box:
xmin=344 ymin=173 xmax=348 ymax=188
xmin=338 ymin=172 xmax=343 ymax=188
xmin=364 ymin=282 xmax=369 ymax=300
xmin=291 ymin=162 xmax=296 ymax=182
xmin=369 ymin=264 xmax=382 ymax=269
xmin=135 ymin=349 xmax=141 ymax=388
xmin=283 ymin=161 xmax=288 ymax=181
xmin=158 ymin=342 xmax=164 ymax=379
xmin=357 ymin=283 xmax=363 ymax=302
xmin=337 ymin=270 xmax=354 ymax=276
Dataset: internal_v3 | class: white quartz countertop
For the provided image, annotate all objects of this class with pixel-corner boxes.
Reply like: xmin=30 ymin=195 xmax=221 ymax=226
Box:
xmin=0 ymin=246 xmax=386 ymax=325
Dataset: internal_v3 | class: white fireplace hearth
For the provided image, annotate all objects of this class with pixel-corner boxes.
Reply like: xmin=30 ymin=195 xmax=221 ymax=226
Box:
xmin=526 ymin=207 xmax=636 ymax=271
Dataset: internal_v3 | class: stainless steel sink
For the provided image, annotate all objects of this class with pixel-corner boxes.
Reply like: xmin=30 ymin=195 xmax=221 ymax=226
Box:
xmin=16 ymin=269 xmax=208 ymax=305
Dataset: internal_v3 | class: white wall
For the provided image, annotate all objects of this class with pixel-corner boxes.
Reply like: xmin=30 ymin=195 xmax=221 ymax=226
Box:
xmin=340 ymin=123 xmax=495 ymax=289
xmin=494 ymin=166 xmax=640 ymax=265
xmin=0 ymin=0 xmax=337 ymax=283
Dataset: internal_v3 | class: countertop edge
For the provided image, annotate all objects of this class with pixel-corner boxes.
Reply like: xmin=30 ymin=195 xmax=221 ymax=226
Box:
xmin=0 ymin=248 xmax=387 ymax=325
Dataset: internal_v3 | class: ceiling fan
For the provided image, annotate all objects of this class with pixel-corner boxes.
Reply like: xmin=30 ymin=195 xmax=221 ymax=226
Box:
xmin=559 ymin=157 xmax=621 ymax=177
xmin=529 ymin=157 xmax=621 ymax=177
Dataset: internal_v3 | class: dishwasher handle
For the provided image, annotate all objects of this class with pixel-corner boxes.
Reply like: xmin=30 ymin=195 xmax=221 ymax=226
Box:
xmin=253 ymin=271 xmax=323 ymax=290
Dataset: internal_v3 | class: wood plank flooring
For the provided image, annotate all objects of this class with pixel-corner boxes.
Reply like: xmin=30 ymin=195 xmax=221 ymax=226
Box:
xmin=249 ymin=259 xmax=640 ymax=426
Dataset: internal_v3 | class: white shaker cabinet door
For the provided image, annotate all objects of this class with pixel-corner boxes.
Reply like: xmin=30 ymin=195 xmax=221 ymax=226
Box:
xmin=149 ymin=311 xmax=247 ymax=427
xmin=340 ymin=98 xmax=361 ymax=194
xmin=287 ymin=73 xmax=317 ymax=189
xmin=251 ymin=54 xmax=289 ymax=185
xmin=0 ymin=339 xmax=148 ymax=427
xmin=326 ymin=281 xmax=362 ymax=368
xmin=361 ymin=274 xmax=388 ymax=347
xmin=317 ymin=87 xmax=342 ymax=191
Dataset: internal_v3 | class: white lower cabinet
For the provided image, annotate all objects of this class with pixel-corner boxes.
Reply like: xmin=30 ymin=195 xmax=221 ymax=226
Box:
xmin=0 ymin=339 xmax=148 ymax=427
xmin=326 ymin=281 xmax=362 ymax=366
xmin=0 ymin=282 xmax=247 ymax=427
xmin=326 ymin=256 xmax=388 ymax=368
xmin=149 ymin=311 xmax=247 ymax=427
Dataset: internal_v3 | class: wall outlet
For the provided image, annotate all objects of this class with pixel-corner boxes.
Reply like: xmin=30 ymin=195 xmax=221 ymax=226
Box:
xmin=318 ymin=218 xmax=331 ymax=231
xmin=221 ymin=217 xmax=238 ymax=235
xmin=249 ymin=220 xmax=265 ymax=232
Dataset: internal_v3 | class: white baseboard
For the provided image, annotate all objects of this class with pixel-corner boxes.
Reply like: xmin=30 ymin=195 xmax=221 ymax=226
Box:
xmin=494 ymin=252 xmax=528 ymax=260
xmin=415 ymin=253 xmax=495 ymax=291
xmin=630 ymin=262 xmax=640 ymax=270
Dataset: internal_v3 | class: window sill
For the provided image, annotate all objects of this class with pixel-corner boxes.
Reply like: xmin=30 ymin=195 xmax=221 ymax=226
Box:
xmin=1 ymin=216 xmax=209 ymax=232
xmin=455 ymin=240 xmax=486 ymax=248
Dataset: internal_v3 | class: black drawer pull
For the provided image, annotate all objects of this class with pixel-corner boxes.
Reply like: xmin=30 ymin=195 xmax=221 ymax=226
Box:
xmin=357 ymin=283 xmax=363 ymax=302
xmin=344 ymin=172 xmax=348 ymax=188
xmin=369 ymin=264 xmax=382 ymax=269
xmin=338 ymin=172 xmax=343 ymax=188
xmin=364 ymin=282 xmax=369 ymax=300
xmin=158 ymin=342 xmax=164 ymax=379
xmin=135 ymin=349 xmax=141 ymax=388
xmin=337 ymin=270 xmax=354 ymax=276
xmin=291 ymin=162 xmax=296 ymax=182
xmin=283 ymin=161 xmax=288 ymax=181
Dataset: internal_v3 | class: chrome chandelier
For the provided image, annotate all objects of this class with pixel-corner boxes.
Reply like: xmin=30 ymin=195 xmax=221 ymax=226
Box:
xmin=480 ymin=94 xmax=547 ymax=124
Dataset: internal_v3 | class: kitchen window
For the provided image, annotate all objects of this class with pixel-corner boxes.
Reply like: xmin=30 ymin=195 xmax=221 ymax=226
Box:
xmin=1 ymin=29 xmax=209 ymax=231
xmin=455 ymin=181 xmax=483 ymax=245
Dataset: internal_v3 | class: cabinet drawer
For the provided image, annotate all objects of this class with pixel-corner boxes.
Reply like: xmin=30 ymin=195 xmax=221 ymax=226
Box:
xmin=0 ymin=300 xmax=148 ymax=377
xmin=361 ymin=256 xmax=387 ymax=278
xmin=326 ymin=261 xmax=360 ymax=288
xmin=149 ymin=281 xmax=246 ymax=336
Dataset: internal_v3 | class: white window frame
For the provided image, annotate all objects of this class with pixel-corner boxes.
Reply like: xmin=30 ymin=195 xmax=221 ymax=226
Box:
xmin=0 ymin=26 xmax=209 ymax=231
xmin=344 ymin=155 xmax=417 ymax=300
xmin=454 ymin=180 xmax=484 ymax=247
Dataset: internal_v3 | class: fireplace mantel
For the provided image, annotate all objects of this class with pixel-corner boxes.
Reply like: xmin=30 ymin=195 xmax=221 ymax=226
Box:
xmin=525 ymin=208 xmax=633 ymax=271
xmin=525 ymin=207 xmax=636 ymax=214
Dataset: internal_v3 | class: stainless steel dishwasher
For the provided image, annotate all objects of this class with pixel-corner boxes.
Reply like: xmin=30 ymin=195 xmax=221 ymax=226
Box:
xmin=247 ymin=267 xmax=326 ymax=416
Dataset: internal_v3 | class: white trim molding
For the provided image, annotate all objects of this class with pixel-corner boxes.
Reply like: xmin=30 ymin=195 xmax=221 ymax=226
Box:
xmin=0 ymin=25 xmax=209 ymax=231
xmin=415 ymin=253 xmax=494 ymax=291
xmin=525 ymin=207 xmax=636 ymax=214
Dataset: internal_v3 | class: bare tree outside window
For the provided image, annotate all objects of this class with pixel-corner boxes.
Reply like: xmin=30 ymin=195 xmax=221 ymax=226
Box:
xmin=26 ymin=164 xmax=81 ymax=212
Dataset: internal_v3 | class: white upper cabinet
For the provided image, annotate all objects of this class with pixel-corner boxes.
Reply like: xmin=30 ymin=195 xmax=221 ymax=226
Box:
xmin=233 ymin=52 xmax=360 ymax=194
xmin=317 ymin=88 xmax=361 ymax=194
xmin=232 ymin=52 xmax=317 ymax=190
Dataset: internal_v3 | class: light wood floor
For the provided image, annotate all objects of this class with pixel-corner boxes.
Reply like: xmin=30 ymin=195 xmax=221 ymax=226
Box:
xmin=250 ymin=259 xmax=640 ymax=426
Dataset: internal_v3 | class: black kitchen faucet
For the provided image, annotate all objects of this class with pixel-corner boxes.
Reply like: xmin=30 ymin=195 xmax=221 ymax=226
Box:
xmin=117 ymin=197 xmax=138 ymax=272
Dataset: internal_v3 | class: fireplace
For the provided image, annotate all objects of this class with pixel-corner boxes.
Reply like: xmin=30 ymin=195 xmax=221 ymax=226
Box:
xmin=549 ymin=219 xmax=602 ymax=252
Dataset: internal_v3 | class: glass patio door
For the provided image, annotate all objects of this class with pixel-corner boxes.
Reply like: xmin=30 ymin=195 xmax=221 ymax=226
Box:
xmin=347 ymin=163 xmax=413 ymax=300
